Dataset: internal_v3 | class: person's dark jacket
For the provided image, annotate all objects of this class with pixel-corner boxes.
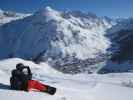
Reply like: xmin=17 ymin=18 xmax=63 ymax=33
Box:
xmin=10 ymin=66 xmax=32 ymax=91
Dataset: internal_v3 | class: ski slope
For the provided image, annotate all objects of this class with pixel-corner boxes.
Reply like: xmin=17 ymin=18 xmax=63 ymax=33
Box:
xmin=0 ymin=58 xmax=133 ymax=100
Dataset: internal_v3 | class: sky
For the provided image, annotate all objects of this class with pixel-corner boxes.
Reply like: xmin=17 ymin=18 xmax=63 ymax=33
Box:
xmin=0 ymin=0 xmax=133 ymax=18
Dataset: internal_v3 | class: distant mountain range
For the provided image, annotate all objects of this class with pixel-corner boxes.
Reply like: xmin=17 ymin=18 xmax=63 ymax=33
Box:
xmin=0 ymin=9 xmax=30 ymax=25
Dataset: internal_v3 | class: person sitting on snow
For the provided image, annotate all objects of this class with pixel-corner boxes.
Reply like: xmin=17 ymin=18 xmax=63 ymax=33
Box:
xmin=10 ymin=63 xmax=56 ymax=95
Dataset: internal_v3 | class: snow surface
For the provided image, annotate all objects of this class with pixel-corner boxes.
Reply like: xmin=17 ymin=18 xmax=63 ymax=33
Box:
xmin=0 ymin=58 xmax=133 ymax=100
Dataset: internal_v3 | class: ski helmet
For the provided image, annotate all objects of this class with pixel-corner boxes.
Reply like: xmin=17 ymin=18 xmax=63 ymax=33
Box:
xmin=16 ymin=63 xmax=24 ymax=70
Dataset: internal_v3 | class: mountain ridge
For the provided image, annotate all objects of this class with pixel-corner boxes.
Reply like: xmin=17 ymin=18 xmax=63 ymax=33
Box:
xmin=1 ymin=7 xmax=133 ymax=74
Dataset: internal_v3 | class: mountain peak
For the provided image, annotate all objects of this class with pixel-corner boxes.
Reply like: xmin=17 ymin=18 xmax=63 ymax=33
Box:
xmin=38 ymin=6 xmax=58 ymax=14
xmin=45 ymin=6 xmax=54 ymax=11
xmin=35 ymin=6 xmax=60 ymax=18
xmin=0 ymin=9 xmax=3 ymax=13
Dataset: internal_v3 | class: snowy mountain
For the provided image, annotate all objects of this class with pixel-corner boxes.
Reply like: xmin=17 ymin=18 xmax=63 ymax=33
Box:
xmin=0 ymin=7 xmax=115 ymax=73
xmin=0 ymin=9 xmax=30 ymax=25
xmin=1 ymin=7 xmax=133 ymax=74
xmin=99 ymin=18 xmax=133 ymax=73
xmin=108 ymin=18 xmax=133 ymax=62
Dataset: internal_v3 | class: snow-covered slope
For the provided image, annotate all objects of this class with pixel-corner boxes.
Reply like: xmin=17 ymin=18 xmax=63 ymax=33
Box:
xmin=108 ymin=18 xmax=133 ymax=34
xmin=0 ymin=7 xmax=115 ymax=73
xmin=100 ymin=18 xmax=133 ymax=73
xmin=0 ymin=7 xmax=113 ymax=60
xmin=0 ymin=58 xmax=133 ymax=100
xmin=0 ymin=9 xmax=31 ymax=25
xmin=107 ymin=18 xmax=133 ymax=61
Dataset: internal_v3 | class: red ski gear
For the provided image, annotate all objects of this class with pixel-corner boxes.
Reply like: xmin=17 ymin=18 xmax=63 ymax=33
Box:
xmin=28 ymin=80 xmax=48 ymax=92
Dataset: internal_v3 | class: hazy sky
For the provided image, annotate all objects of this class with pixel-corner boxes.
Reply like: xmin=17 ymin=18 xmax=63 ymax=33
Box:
xmin=0 ymin=0 xmax=133 ymax=18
